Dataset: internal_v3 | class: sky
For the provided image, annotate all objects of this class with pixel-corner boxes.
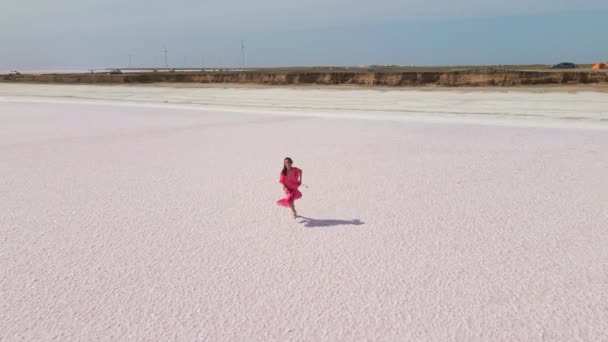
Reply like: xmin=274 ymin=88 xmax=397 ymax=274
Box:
xmin=1 ymin=0 xmax=607 ymax=69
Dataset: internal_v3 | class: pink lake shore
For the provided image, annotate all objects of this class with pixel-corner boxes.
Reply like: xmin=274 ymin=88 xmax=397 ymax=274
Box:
xmin=1 ymin=84 xmax=607 ymax=341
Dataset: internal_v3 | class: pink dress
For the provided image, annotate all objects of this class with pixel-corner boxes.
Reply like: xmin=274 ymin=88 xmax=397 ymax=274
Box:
xmin=277 ymin=168 xmax=302 ymax=207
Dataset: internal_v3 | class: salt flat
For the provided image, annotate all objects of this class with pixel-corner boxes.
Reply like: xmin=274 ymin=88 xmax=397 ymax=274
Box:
xmin=1 ymin=84 xmax=607 ymax=341
xmin=1 ymin=83 xmax=608 ymax=128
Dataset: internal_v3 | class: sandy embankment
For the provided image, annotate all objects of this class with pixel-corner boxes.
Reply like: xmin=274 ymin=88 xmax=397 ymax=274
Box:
xmin=2 ymin=67 xmax=608 ymax=86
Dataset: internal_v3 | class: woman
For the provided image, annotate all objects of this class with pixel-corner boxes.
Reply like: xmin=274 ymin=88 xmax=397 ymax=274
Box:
xmin=277 ymin=157 xmax=303 ymax=218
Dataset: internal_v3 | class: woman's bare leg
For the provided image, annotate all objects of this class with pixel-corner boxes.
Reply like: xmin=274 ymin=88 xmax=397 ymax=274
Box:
xmin=290 ymin=203 xmax=297 ymax=218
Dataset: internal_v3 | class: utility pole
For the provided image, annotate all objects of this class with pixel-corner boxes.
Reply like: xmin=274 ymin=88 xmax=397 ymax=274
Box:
xmin=128 ymin=54 xmax=134 ymax=68
xmin=241 ymin=40 xmax=246 ymax=68
xmin=163 ymin=45 xmax=169 ymax=68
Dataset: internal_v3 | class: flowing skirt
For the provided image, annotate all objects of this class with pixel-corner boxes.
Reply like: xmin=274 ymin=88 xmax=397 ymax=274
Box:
xmin=277 ymin=188 xmax=302 ymax=207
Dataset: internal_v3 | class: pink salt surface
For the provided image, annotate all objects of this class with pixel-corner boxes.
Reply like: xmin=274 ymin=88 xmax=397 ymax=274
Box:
xmin=1 ymin=92 xmax=607 ymax=341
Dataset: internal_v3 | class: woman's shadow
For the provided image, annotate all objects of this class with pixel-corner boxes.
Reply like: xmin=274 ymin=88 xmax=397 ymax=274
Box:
xmin=297 ymin=216 xmax=364 ymax=228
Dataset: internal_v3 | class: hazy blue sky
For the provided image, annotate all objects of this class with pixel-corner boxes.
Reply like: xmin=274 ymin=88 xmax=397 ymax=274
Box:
xmin=1 ymin=0 xmax=607 ymax=69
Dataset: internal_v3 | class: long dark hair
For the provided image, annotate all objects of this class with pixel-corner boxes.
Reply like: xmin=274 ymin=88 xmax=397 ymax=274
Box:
xmin=281 ymin=157 xmax=293 ymax=176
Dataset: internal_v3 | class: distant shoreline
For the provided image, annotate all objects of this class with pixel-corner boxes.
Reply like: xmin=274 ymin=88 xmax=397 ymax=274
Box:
xmin=2 ymin=83 xmax=607 ymax=130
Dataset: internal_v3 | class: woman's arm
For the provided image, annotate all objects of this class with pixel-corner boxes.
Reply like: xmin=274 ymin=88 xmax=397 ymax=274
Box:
xmin=280 ymin=174 xmax=290 ymax=191
xmin=298 ymin=169 xmax=303 ymax=185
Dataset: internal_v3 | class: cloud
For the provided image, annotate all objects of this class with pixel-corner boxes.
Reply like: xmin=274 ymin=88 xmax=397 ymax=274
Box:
xmin=1 ymin=0 xmax=607 ymax=69
xmin=3 ymin=0 xmax=608 ymax=33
